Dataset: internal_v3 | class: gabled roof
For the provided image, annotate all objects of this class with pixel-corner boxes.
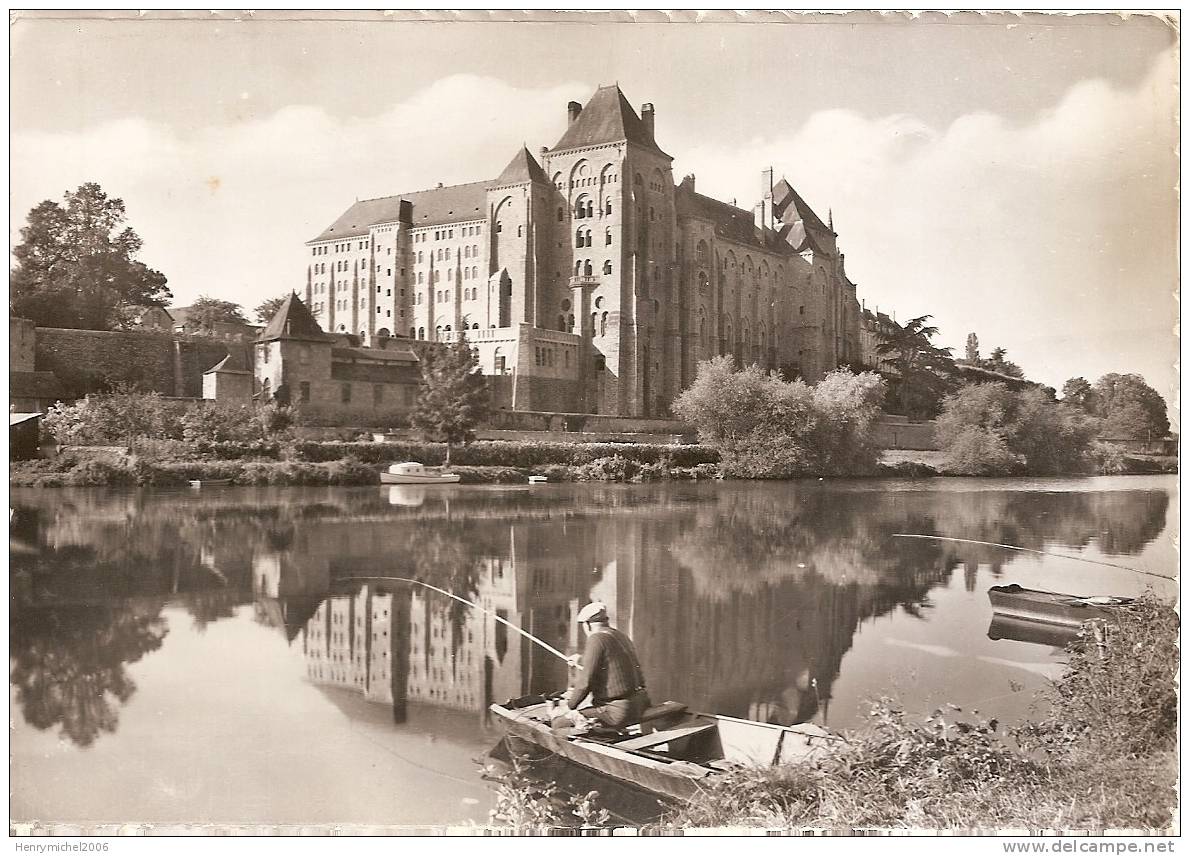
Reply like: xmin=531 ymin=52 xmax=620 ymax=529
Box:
xmin=310 ymin=180 xmax=490 ymax=242
xmin=258 ymin=293 xmax=331 ymax=343
xmin=771 ymin=179 xmax=836 ymax=255
xmin=675 ymin=184 xmax=793 ymax=255
xmin=494 ymin=146 xmax=549 ymax=186
xmin=204 ymin=349 xmax=250 ymax=374
xmin=549 ymin=85 xmax=670 ymax=158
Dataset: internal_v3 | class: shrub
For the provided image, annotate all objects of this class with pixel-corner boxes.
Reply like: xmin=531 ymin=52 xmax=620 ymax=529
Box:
xmin=937 ymin=384 xmax=1098 ymax=476
xmin=286 ymin=440 xmax=717 ymax=468
xmin=1089 ymin=440 xmax=1128 ymax=475
xmin=673 ymin=357 xmax=886 ymax=478
xmin=42 ymin=389 xmax=184 ymax=446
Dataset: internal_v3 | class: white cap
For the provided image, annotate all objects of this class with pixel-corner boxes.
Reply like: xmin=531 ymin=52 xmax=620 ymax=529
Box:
xmin=576 ymin=601 xmax=608 ymax=623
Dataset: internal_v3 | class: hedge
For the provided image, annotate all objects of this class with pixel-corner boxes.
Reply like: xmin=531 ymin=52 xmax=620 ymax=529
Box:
xmin=287 ymin=440 xmax=719 ymax=468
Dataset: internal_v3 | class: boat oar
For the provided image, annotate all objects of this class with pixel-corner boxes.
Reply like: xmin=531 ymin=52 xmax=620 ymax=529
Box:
xmin=337 ymin=575 xmax=582 ymax=669
xmin=891 ymin=534 xmax=1176 ymax=583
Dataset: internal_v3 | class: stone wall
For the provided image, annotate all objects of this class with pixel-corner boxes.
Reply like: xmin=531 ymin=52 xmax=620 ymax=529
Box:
xmin=872 ymin=417 xmax=938 ymax=451
xmin=10 ymin=318 xmax=35 ymax=372
xmin=35 ymin=327 xmax=245 ymax=399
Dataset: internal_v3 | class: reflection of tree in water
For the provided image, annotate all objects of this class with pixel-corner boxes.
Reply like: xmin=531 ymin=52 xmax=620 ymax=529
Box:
xmin=10 ymin=602 xmax=167 ymax=747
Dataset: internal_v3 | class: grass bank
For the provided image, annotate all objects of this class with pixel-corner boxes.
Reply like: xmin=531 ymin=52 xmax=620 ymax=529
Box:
xmin=658 ymin=596 xmax=1177 ymax=832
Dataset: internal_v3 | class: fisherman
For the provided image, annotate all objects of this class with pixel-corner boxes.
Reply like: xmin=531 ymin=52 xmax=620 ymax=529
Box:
xmin=550 ymin=601 xmax=651 ymax=732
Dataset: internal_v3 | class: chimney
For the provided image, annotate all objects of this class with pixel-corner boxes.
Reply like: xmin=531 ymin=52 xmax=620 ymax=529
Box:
xmin=761 ymin=167 xmax=773 ymax=199
xmin=683 ymin=173 xmax=695 ymax=193
xmin=641 ymin=103 xmax=655 ymax=139
xmin=540 ymin=146 xmax=548 ymax=156
xmin=567 ymin=101 xmax=582 ymax=125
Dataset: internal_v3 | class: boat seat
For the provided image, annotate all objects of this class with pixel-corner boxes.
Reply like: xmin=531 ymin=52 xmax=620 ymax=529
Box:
xmin=639 ymin=701 xmax=687 ymax=723
xmin=615 ymin=722 xmax=717 ymax=753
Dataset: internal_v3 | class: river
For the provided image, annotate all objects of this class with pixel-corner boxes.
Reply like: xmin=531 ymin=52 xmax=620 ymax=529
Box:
xmin=9 ymin=475 xmax=1177 ymax=828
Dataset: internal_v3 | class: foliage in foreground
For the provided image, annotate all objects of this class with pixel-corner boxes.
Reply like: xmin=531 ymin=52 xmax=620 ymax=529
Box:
xmin=661 ymin=596 xmax=1178 ymax=832
xmin=673 ymin=357 xmax=886 ymax=478
xmin=411 ymin=334 xmax=489 ymax=465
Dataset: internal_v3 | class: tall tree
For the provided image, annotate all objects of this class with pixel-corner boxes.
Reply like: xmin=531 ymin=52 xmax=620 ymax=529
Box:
xmin=985 ymin=346 xmax=1025 ymax=379
xmin=1093 ymin=373 xmax=1170 ymax=439
xmin=10 ymin=183 xmax=171 ymax=330
xmin=254 ymin=295 xmax=288 ymax=324
xmin=1061 ymin=377 xmax=1098 ymax=413
xmin=964 ymin=332 xmax=980 ymax=365
xmin=874 ymin=315 xmax=957 ymax=418
xmin=410 ymin=334 xmax=490 ymax=466
xmin=185 ymin=295 xmax=249 ymax=333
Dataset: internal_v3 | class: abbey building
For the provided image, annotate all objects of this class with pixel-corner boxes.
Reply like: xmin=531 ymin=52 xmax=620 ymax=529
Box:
xmin=305 ymin=85 xmax=861 ymax=418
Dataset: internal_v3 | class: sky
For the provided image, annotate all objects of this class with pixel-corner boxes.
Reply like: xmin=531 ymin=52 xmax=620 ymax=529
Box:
xmin=9 ymin=11 xmax=1180 ymax=411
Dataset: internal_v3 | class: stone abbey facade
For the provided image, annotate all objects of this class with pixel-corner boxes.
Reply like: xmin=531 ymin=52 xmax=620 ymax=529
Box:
xmin=305 ymin=85 xmax=861 ymax=417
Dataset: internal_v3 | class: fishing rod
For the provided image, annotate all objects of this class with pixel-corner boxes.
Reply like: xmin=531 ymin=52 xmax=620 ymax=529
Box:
xmin=337 ymin=575 xmax=582 ymax=669
xmin=891 ymin=534 xmax=1176 ymax=583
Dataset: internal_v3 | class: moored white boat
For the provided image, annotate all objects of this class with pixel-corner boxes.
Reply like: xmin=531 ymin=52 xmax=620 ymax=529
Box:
xmin=379 ymin=461 xmax=461 ymax=485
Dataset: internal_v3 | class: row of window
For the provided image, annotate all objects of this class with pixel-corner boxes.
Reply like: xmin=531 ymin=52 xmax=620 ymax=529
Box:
xmin=568 ymin=198 xmax=612 ymax=220
xmin=416 ymin=266 xmax=481 ymax=284
xmin=574 ymin=227 xmax=613 ymax=248
xmin=414 ymin=225 xmax=482 ymax=243
xmin=534 ymin=345 xmax=570 ymax=368
xmin=338 ymin=382 xmax=417 ymax=406
xmin=572 ymin=259 xmax=613 ymax=276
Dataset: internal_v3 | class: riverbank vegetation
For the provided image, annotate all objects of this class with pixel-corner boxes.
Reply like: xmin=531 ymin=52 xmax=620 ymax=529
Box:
xmin=491 ymin=597 xmax=1177 ymax=832
xmin=673 ymin=357 xmax=887 ymax=478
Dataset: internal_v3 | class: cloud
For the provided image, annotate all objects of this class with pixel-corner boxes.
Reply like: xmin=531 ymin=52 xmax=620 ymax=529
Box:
xmin=11 ymin=55 xmax=1178 ymax=409
xmin=679 ymin=49 xmax=1178 ymax=403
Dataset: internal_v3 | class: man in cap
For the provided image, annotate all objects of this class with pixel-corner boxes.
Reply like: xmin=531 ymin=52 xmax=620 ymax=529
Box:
xmin=550 ymin=601 xmax=651 ymax=732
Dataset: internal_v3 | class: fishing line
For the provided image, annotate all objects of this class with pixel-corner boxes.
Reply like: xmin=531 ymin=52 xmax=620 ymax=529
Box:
xmin=337 ymin=575 xmax=582 ymax=669
xmin=891 ymin=534 xmax=1176 ymax=583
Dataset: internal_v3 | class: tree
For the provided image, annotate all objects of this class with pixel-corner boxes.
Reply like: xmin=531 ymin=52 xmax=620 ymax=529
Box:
xmin=10 ymin=183 xmax=171 ymax=330
xmin=672 ymin=356 xmax=887 ymax=477
xmin=186 ymin=295 xmax=248 ymax=333
xmin=936 ymin=383 xmax=1099 ymax=476
xmin=1093 ymin=373 xmax=1170 ymax=439
xmin=964 ymin=333 xmax=981 ymax=365
xmin=874 ymin=315 xmax=957 ymax=418
xmin=410 ymin=334 xmax=490 ymax=466
xmin=1061 ymin=377 xmax=1098 ymax=413
xmin=984 ymin=346 xmax=1025 ymax=379
xmin=254 ymin=295 xmax=288 ymax=324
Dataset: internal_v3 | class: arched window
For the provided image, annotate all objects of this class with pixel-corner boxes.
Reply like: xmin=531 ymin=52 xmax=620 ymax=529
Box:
xmin=557 ymin=207 xmax=564 ymax=222
xmin=557 ymin=314 xmax=566 ymax=331
xmin=575 ymin=198 xmax=587 ymax=220
xmin=472 ymin=244 xmax=477 ymax=256
xmin=605 ymin=199 xmax=612 ymax=216
xmin=445 ymin=325 xmax=452 ymax=332
xmin=590 ymin=312 xmax=597 ymax=334
xmin=417 ymin=272 xmax=423 ymax=284
xmin=496 ymin=221 xmax=502 ymax=233
xmin=574 ymin=260 xmax=582 ymax=276
xmin=605 ymin=228 xmax=612 ymax=246
xmin=603 ymin=260 xmax=612 ymax=275
xmin=472 ymin=323 xmax=479 ymax=330
xmin=583 ymin=260 xmax=593 ymax=276
xmin=594 ymin=296 xmax=603 ymax=309
xmin=463 ymin=268 xmax=469 ymax=280
xmin=447 ymin=268 xmax=452 ymax=281
xmin=434 ymin=270 xmax=440 ymax=283
xmin=463 ymin=246 xmax=469 ymax=258
xmin=567 ymin=313 xmax=575 ymax=332
xmin=584 ymin=228 xmax=592 ymax=247
xmin=575 ymin=228 xmax=584 ymax=248
xmin=586 ymin=200 xmax=594 ymax=218
xmin=418 ymin=327 xmax=425 ymax=340
xmin=599 ymin=312 xmax=608 ymax=336
xmin=696 ymin=240 xmax=708 ymax=264
xmin=417 ymin=251 xmax=423 ymax=263
xmin=517 ymin=225 xmax=523 ymax=237
xmin=435 ymin=325 xmax=443 ymax=340
xmin=410 ymin=327 xmax=417 ymax=338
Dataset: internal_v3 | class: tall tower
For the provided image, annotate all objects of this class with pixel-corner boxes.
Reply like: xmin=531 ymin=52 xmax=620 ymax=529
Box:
xmin=541 ymin=85 xmax=675 ymax=416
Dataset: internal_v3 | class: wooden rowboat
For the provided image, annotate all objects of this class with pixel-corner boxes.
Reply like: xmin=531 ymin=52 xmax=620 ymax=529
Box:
xmin=987 ymin=584 xmax=1134 ymax=628
xmin=489 ymin=695 xmax=837 ymax=802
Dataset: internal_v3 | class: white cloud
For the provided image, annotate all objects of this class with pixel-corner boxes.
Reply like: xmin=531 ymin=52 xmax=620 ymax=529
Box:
xmin=678 ymin=49 xmax=1178 ymax=404
xmin=10 ymin=56 xmax=1178 ymax=409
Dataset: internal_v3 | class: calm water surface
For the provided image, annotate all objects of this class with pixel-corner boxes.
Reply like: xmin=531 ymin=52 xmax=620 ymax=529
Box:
xmin=10 ymin=476 xmax=1177 ymax=826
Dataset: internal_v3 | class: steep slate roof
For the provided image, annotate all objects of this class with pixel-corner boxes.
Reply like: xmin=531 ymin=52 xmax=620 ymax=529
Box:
xmin=550 ymin=85 xmax=670 ymax=158
xmin=258 ymin=293 xmax=332 ymax=342
xmin=771 ymin=179 xmax=836 ymax=255
xmin=310 ymin=180 xmax=490 ymax=242
xmin=494 ymin=146 xmax=549 ymax=186
xmin=675 ymin=185 xmax=792 ymax=255
xmin=331 ymin=346 xmax=418 ymax=364
xmin=204 ymin=349 xmax=251 ymax=374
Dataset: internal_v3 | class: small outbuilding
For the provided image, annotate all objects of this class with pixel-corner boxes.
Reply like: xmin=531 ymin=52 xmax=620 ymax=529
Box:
xmin=10 ymin=412 xmax=42 ymax=461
